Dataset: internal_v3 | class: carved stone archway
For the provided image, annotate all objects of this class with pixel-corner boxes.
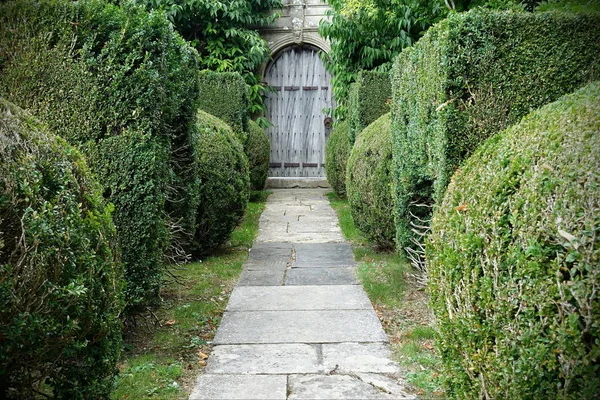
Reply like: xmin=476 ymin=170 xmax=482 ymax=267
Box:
xmin=258 ymin=0 xmax=332 ymax=77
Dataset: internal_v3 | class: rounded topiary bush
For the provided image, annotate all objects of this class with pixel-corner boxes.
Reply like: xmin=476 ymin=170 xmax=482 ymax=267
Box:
xmin=426 ymin=82 xmax=600 ymax=399
xmin=0 ymin=99 xmax=123 ymax=399
xmin=245 ymin=120 xmax=270 ymax=190
xmin=325 ymin=120 xmax=351 ymax=197
xmin=190 ymin=110 xmax=250 ymax=257
xmin=346 ymin=113 xmax=394 ymax=248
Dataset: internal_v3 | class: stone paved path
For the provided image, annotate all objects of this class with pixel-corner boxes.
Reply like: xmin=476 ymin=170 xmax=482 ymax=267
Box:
xmin=190 ymin=189 xmax=415 ymax=400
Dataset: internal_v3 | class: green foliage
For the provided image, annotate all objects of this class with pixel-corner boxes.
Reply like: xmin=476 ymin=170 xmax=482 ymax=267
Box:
xmin=391 ymin=9 xmax=600 ymax=251
xmin=245 ymin=120 xmax=270 ymax=191
xmin=198 ymin=70 xmax=249 ymax=143
xmin=0 ymin=0 xmax=200 ymax=312
xmin=132 ymin=0 xmax=281 ymax=116
xmin=348 ymin=71 xmax=391 ymax=143
xmin=189 ymin=110 xmax=250 ymax=257
xmin=346 ymin=113 xmax=394 ymax=249
xmin=536 ymin=0 xmax=600 ymax=12
xmin=325 ymin=120 xmax=352 ymax=197
xmin=319 ymin=0 xmax=446 ymax=119
xmin=0 ymin=99 xmax=124 ymax=399
xmin=446 ymin=0 xmax=526 ymax=11
xmin=426 ymin=82 xmax=600 ymax=399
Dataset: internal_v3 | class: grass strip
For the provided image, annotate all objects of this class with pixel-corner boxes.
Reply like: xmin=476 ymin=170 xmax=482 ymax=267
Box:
xmin=112 ymin=191 xmax=270 ymax=399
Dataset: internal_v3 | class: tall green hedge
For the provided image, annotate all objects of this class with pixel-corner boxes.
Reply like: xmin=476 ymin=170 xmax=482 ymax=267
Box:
xmin=189 ymin=110 xmax=250 ymax=257
xmin=0 ymin=99 xmax=123 ymax=399
xmin=346 ymin=113 xmax=395 ymax=248
xmin=246 ymin=119 xmax=270 ymax=190
xmin=391 ymin=9 xmax=600 ymax=250
xmin=325 ymin=120 xmax=352 ymax=197
xmin=427 ymin=82 xmax=600 ymax=399
xmin=0 ymin=0 xmax=200 ymax=312
xmin=348 ymin=71 xmax=391 ymax=144
xmin=197 ymin=70 xmax=249 ymax=143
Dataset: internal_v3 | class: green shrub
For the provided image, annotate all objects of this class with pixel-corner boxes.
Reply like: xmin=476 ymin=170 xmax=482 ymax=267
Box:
xmin=536 ymin=0 xmax=600 ymax=12
xmin=0 ymin=99 xmax=124 ymax=399
xmin=391 ymin=9 xmax=600 ymax=250
xmin=346 ymin=113 xmax=394 ymax=248
xmin=198 ymin=70 xmax=249 ymax=143
xmin=348 ymin=71 xmax=391 ymax=144
xmin=426 ymin=82 xmax=600 ymax=399
xmin=325 ymin=120 xmax=352 ymax=197
xmin=190 ymin=110 xmax=250 ymax=257
xmin=0 ymin=0 xmax=200 ymax=311
xmin=245 ymin=119 xmax=270 ymax=190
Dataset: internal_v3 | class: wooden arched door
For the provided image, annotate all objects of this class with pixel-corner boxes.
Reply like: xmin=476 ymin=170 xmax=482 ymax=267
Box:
xmin=264 ymin=45 xmax=333 ymax=177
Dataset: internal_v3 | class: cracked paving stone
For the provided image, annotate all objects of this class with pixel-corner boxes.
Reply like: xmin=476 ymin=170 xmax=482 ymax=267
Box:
xmin=287 ymin=374 xmax=415 ymax=400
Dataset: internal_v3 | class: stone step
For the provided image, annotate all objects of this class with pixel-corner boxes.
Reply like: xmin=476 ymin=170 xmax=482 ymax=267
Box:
xmin=213 ymin=310 xmax=388 ymax=344
xmin=265 ymin=177 xmax=330 ymax=189
xmin=226 ymin=285 xmax=372 ymax=311
xmin=204 ymin=342 xmax=401 ymax=375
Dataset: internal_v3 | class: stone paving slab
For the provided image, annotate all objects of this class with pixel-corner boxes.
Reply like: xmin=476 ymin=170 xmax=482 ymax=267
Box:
xmin=237 ymin=270 xmax=284 ymax=286
xmin=244 ymin=259 xmax=289 ymax=271
xmin=226 ymin=286 xmax=372 ymax=311
xmin=189 ymin=375 xmax=286 ymax=399
xmin=256 ymin=231 xmax=346 ymax=243
xmin=205 ymin=344 xmax=321 ymax=374
xmin=322 ymin=342 xmax=400 ymax=374
xmin=285 ymin=267 xmax=360 ymax=285
xmin=260 ymin=205 xmax=313 ymax=216
xmin=287 ymin=222 xmax=342 ymax=234
xmin=248 ymin=242 xmax=294 ymax=254
xmin=214 ymin=310 xmax=388 ymax=344
xmin=287 ymin=374 xmax=414 ymax=400
xmin=294 ymin=243 xmax=356 ymax=268
xmin=256 ymin=223 xmax=343 ymax=236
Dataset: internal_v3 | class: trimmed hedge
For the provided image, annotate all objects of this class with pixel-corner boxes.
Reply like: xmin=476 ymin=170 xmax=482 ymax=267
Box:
xmin=0 ymin=99 xmax=123 ymax=399
xmin=325 ymin=120 xmax=352 ymax=197
xmin=198 ymin=70 xmax=249 ymax=143
xmin=391 ymin=9 xmax=600 ymax=250
xmin=189 ymin=110 xmax=250 ymax=257
xmin=246 ymin=120 xmax=270 ymax=190
xmin=0 ymin=0 xmax=200 ymax=311
xmin=348 ymin=71 xmax=391 ymax=144
xmin=346 ymin=113 xmax=394 ymax=248
xmin=426 ymin=82 xmax=600 ymax=399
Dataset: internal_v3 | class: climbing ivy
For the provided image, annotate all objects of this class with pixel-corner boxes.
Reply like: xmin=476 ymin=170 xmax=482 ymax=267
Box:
xmin=133 ymin=0 xmax=282 ymax=119
xmin=319 ymin=0 xmax=445 ymax=119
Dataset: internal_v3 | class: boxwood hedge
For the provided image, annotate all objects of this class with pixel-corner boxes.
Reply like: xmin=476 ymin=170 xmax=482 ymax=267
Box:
xmin=246 ymin=120 xmax=270 ymax=190
xmin=325 ymin=120 xmax=352 ymax=197
xmin=198 ymin=70 xmax=249 ymax=143
xmin=426 ymin=82 xmax=600 ymax=399
xmin=346 ymin=113 xmax=394 ymax=248
xmin=189 ymin=110 xmax=250 ymax=257
xmin=0 ymin=0 xmax=200 ymax=311
xmin=0 ymin=99 xmax=123 ymax=399
xmin=392 ymin=9 xmax=600 ymax=250
xmin=348 ymin=71 xmax=391 ymax=144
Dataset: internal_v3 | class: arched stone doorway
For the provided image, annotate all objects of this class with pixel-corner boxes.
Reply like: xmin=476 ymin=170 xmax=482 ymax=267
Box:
xmin=264 ymin=44 xmax=333 ymax=177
